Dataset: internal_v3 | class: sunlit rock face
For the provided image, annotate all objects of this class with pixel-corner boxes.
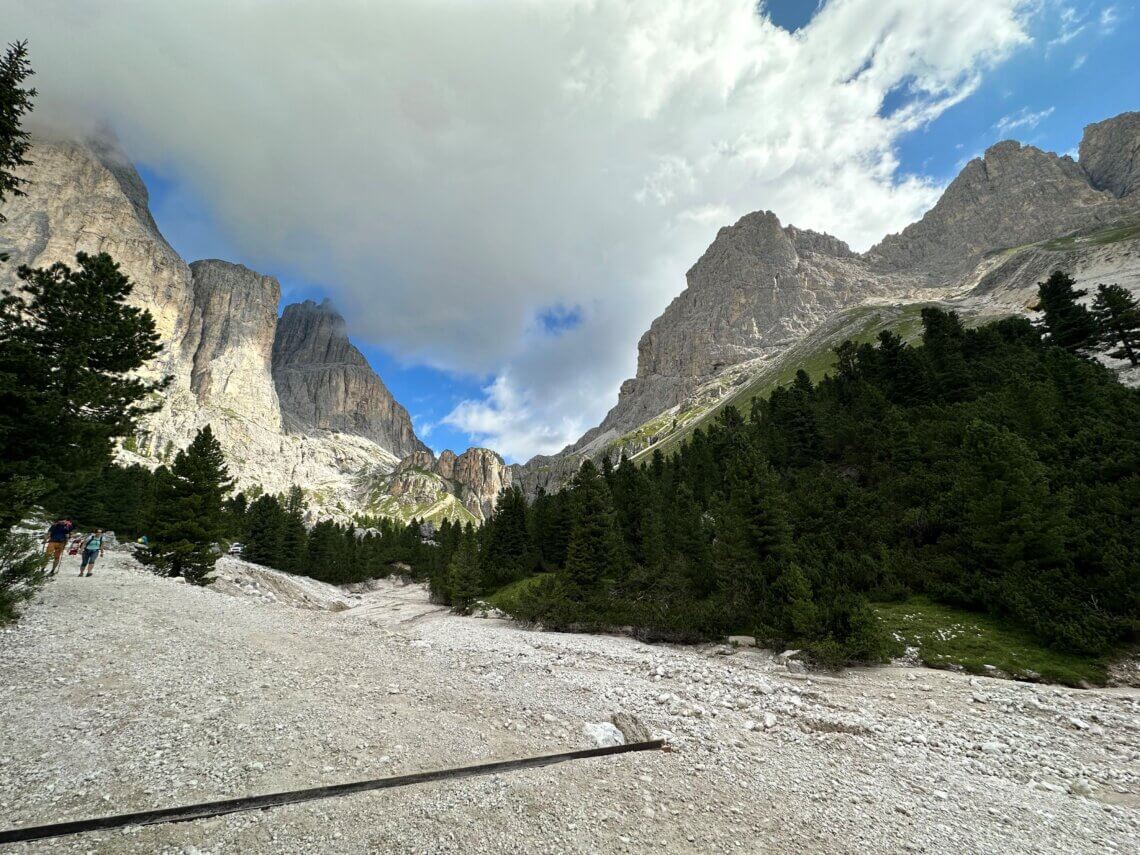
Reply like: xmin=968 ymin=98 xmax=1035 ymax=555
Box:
xmin=372 ymin=447 xmax=512 ymax=524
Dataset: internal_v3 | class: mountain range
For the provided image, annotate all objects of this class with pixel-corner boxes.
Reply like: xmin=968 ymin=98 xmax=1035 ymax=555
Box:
xmin=1 ymin=112 xmax=1138 ymax=521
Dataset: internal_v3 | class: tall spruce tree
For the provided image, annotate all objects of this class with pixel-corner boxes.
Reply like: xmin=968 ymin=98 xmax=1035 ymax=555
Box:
xmin=307 ymin=520 xmax=346 ymax=583
xmin=0 ymin=253 xmax=166 ymax=528
xmin=448 ymin=525 xmax=482 ymax=613
xmin=482 ymin=485 xmax=533 ymax=588
xmin=1091 ymin=283 xmax=1140 ymax=366
xmin=561 ymin=460 xmax=621 ymax=598
xmin=243 ymin=494 xmax=286 ymax=568
xmin=281 ymin=486 xmax=310 ymax=574
xmin=1033 ymin=270 xmax=1097 ymax=354
xmin=0 ymin=38 xmax=41 ymax=622
xmin=0 ymin=39 xmax=35 ymax=241
xmin=143 ymin=427 xmax=232 ymax=585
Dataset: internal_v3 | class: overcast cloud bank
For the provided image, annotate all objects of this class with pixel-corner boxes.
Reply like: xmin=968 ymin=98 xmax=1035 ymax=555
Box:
xmin=9 ymin=0 xmax=1035 ymax=460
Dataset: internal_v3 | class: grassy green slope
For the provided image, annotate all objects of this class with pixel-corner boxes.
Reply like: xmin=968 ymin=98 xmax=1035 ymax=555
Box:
xmin=875 ymin=598 xmax=1107 ymax=686
xmin=628 ymin=302 xmax=937 ymax=463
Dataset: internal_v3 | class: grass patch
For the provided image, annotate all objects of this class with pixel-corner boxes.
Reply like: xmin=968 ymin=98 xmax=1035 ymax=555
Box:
xmin=874 ymin=597 xmax=1107 ymax=686
xmin=1040 ymin=216 xmax=1140 ymax=251
xmin=487 ymin=575 xmax=548 ymax=614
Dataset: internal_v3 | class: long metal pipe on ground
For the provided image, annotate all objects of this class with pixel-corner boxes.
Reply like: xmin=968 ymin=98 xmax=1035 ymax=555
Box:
xmin=0 ymin=739 xmax=668 ymax=845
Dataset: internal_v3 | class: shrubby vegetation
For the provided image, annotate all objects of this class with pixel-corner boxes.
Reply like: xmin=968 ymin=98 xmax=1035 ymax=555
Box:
xmin=427 ymin=288 xmax=1140 ymax=666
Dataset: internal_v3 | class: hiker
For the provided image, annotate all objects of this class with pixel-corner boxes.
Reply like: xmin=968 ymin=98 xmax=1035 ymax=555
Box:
xmin=78 ymin=529 xmax=106 ymax=577
xmin=42 ymin=519 xmax=73 ymax=576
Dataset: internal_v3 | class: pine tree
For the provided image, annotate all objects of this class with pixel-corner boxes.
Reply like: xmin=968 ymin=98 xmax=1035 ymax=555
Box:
xmin=1033 ymin=270 xmax=1097 ymax=354
xmin=543 ymin=490 xmax=573 ymax=569
xmin=448 ymin=525 xmax=482 ymax=613
xmin=0 ymin=40 xmax=40 ymax=621
xmin=612 ymin=456 xmax=664 ymax=574
xmin=938 ymin=419 xmax=1074 ymax=643
xmin=143 ymin=427 xmax=232 ymax=585
xmin=772 ymin=563 xmax=818 ymax=639
xmin=224 ymin=492 xmax=248 ymax=539
xmin=1090 ymin=283 xmax=1140 ymax=365
xmin=0 ymin=252 xmax=166 ymax=527
xmin=0 ymin=40 xmax=36 ymax=237
xmin=561 ymin=460 xmax=621 ymax=597
xmin=667 ymin=483 xmax=712 ymax=597
xmin=482 ymin=485 xmax=533 ymax=588
xmin=0 ymin=528 xmax=46 ymax=623
xmin=243 ymin=494 xmax=286 ymax=568
xmin=428 ymin=518 xmax=459 ymax=602
xmin=307 ymin=520 xmax=345 ymax=583
xmin=281 ymin=486 xmax=309 ymax=573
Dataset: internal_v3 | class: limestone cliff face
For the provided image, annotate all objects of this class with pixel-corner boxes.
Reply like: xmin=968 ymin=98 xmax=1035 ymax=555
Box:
xmin=436 ymin=449 xmax=457 ymax=481
xmin=0 ymin=133 xmax=421 ymax=519
xmin=453 ymin=448 xmax=511 ymax=520
xmin=0 ymin=136 xmax=195 ymax=391
xmin=185 ymin=260 xmax=283 ymax=431
xmin=571 ymin=210 xmax=914 ymax=448
xmin=272 ymin=300 xmax=427 ymax=458
xmin=1080 ymin=112 xmax=1140 ymax=199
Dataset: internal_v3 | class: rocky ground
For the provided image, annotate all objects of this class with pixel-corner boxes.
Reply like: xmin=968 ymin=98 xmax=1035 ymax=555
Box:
xmin=1 ymin=549 xmax=1138 ymax=854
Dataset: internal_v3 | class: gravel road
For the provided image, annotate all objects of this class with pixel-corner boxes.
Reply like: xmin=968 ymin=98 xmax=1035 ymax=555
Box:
xmin=1 ymin=549 xmax=1138 ymax=854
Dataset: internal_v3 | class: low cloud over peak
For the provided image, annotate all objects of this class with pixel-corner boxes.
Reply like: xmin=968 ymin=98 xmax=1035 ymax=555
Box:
xmin=12 ymin=0 xmax=1035 ymax=460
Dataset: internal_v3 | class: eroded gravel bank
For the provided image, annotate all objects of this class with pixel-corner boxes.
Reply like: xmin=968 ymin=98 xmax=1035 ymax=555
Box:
xmin=1 ymin=550 xmax=1137 ymax=853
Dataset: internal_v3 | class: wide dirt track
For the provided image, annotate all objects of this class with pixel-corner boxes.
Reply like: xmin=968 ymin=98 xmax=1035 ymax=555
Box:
xmin=1 ymin=548 xmax=1138 ymax=853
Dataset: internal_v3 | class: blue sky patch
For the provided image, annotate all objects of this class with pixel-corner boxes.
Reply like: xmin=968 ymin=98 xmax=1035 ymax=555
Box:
xmin=891 ymin=2 xmax=1136 ymax=182
xmin=535 ymin=304 xmax=584 ymax=335
xmin=761 ymin=0 xmax=823 ymax=33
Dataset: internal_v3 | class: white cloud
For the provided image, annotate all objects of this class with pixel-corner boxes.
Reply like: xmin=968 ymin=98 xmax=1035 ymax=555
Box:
xmin=8 ymin=0 xmax=1034 ymax=461
xmin=1072 ymin=53 xmax=1087 ymax=70
xmin=1048 ymin=6 xmax=1088 ymax=48
xmin=995 ymin=105 xmax=1056 ymax=135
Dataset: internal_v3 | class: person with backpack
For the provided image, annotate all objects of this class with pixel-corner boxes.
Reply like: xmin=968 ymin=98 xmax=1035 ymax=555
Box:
xmin=79 ymin=529 xmax=106 ymax=577
xmin=43 ymin=519 xmax=74 ymax=576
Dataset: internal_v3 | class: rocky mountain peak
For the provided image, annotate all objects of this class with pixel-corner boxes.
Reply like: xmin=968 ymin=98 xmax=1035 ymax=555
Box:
xmin=1080 ymin=111 xmax=1140 ymax=198
xmin=453 ymin=448 xmax=511 ymax=520
xmin=868 ymin=138 xmax=1128 ymax=282
xmin=380 ymin=446 xmax=511 ymax=523
xmin=437 ymin=449 xmax=458 ymax=480
xmin=572 ymin=205 xmax=899 ymax=447
xmin=272 ymin=300 xmax=427 ymax=458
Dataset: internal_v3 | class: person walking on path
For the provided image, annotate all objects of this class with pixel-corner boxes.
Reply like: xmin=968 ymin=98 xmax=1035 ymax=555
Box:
xmin=79 ymin=529 xmax=105 ymax=577
xmin=43 ymin=519 xmax=73 ymax=576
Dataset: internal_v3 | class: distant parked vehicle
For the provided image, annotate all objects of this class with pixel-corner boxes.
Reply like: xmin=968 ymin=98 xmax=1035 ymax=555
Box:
xmin=228 ymin=542 xmax=244 ymax=556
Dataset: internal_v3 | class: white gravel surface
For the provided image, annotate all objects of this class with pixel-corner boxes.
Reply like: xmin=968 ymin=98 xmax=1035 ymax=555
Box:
xmin=1 ymin=549 xmax=1138 ymax=854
